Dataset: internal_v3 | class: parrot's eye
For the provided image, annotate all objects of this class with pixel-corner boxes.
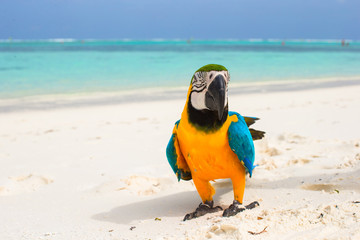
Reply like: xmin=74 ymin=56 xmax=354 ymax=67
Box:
xmin=209 ymin=73 xmax=213 ymax=79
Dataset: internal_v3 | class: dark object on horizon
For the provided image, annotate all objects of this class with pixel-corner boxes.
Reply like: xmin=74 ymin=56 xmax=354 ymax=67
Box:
xmin=341 ymin=39 xmax=350 ymax=47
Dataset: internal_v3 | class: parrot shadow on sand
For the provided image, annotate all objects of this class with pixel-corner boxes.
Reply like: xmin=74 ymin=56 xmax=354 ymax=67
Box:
xmin=92 ymin=182 xmax=233 ymax=225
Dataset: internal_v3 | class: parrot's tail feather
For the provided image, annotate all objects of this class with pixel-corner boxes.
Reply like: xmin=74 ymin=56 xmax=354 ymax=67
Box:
xmin=249 ymin=128 xmax=265 ymax=141
xmin=243 ymin=116 xmax=259 ymax=127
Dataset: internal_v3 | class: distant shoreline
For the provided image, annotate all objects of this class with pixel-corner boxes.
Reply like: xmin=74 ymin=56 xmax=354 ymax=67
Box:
xmin=1 ymin=76 xmax=359 ymax=113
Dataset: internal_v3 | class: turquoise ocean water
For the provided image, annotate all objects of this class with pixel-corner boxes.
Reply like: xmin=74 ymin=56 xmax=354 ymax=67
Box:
xmin=0 ymin=39 xmax=360 ymax=99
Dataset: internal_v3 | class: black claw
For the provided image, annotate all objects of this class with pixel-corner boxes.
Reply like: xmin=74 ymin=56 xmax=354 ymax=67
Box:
xmin=223 ymin=200 xmax=259 ymax=217
xmin=183 ymin=201 xmax=223 ymax=221
xmin=245 ymin=201 xmax=259 ymax=210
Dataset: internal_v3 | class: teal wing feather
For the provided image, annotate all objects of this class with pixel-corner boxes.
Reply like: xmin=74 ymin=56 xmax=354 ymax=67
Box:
xmin=228 ymin=111 xmax=256 ymax=177
xmin=166 ymin=120 xmax=192 ymax=181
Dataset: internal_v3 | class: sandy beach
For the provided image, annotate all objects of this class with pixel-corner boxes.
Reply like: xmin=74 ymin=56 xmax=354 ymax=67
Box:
xmin=1 ymin=80 xmax=360 ymax=239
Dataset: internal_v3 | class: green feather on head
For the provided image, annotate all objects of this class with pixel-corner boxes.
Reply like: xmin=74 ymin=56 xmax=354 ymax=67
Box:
xmin=195 ymin=64 xmax=228 ymax=73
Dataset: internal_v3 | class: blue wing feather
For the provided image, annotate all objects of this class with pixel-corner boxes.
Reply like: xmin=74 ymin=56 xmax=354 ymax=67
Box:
xmin=228 ymin=111 xmax=256 ymax=177
xmin=166 ymin=120 xmax=192 ymax=181
xmin=166 ymin=120 xmax=181 ymax=180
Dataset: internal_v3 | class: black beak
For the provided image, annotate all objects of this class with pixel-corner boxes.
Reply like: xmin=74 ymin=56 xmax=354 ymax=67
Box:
xmin=205 ymin=74 xmax=226 ymax=120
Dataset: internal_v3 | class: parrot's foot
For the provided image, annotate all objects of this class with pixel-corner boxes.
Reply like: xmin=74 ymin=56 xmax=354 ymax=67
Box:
xmin=222 ymin=200 xmax=245 ymax=217
xmin=222 ymin=200 xmax=260 ymax=217
xmin=183 ymin=200 xmax=223 ymax=221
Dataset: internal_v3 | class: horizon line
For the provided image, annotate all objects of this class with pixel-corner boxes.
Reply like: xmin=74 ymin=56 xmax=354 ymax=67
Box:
xmin=1 ymin=38 xmax=359 ymax=43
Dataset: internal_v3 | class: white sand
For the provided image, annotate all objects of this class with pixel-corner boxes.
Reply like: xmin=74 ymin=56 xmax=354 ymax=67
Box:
xmin=1 ymin=83 xmax=360 ymax=239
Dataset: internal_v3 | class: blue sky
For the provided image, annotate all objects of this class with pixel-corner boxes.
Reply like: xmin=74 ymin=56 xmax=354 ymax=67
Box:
xmin=1 ymin=0 xmax=359 ymax=40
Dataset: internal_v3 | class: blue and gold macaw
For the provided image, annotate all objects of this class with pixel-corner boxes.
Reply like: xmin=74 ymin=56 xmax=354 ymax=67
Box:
xmin=166 ymin=64 xmax=265 ymax=220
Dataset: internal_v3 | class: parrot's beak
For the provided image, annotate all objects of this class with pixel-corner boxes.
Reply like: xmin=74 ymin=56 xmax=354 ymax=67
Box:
xmin=205 ymin=74 xmax=226 ymax=120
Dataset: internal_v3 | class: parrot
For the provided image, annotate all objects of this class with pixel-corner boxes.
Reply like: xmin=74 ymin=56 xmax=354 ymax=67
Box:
xmin=166 ymin=64 xmax=265 ymax=221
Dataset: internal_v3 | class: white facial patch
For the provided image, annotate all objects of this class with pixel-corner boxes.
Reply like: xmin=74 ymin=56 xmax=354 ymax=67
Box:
xmin=190 ymin=91 xmax=207 ymax=110
xmin=190 ymin=70 xmax=229 ymax=110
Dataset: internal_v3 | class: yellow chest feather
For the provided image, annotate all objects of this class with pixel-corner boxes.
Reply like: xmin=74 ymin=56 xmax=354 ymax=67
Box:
xmin=177 ymin=108 xmax=243 ymax=181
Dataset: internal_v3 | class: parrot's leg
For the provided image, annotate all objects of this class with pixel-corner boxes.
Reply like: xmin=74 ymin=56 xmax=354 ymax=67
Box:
xmin=222 ymin=172 xmax=259 ymax=217
xmin=231 ymin=171 xmax=246 ymax=203
xmin=193 ymin=177 xmax=216 ymax=203
xmin=183 ymin=178 xmax=222 ymax=221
